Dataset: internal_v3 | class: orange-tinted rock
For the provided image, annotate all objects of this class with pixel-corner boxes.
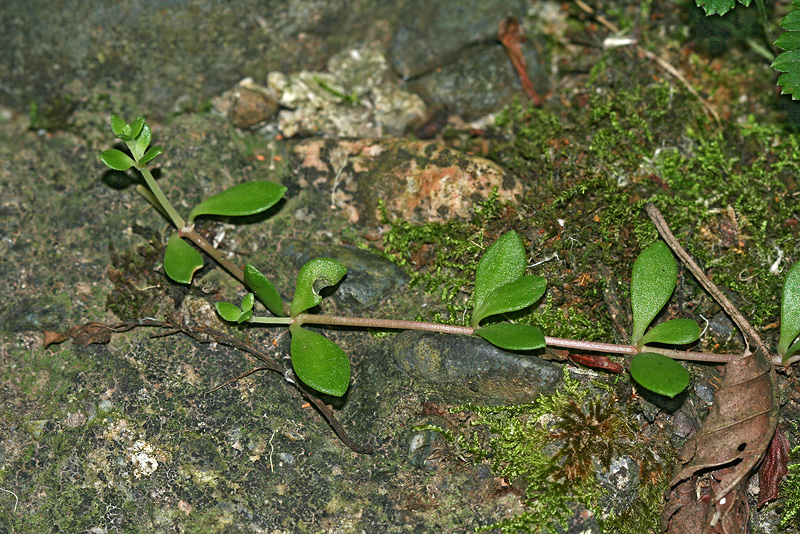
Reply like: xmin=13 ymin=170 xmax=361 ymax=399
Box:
xmin=289 ymin=138 xmax=525 ymax=226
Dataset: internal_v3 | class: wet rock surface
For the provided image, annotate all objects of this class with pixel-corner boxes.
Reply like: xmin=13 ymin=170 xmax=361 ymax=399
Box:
xmin=391 ymin=330 xmax=562 ymax=405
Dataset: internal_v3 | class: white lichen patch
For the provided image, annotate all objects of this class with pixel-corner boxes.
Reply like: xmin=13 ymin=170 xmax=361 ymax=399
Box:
xmin=128 ymin=439 xmax=161 ymax=478
xmin=100 ymin=419 xmax=168 ymax=479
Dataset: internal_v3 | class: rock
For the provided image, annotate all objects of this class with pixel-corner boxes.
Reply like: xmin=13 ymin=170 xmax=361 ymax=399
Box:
xmin=390 ymin=0 xmax=528 ymax=78
xmin=407 ymin=42 xmax=549 ymax=120
xmin=282 ymin=242 xmax=409 ymax=313
xmin=289 ymin=138 xmax=525 ymax=226
xmin=390 ymin=330 xmax=562 ymax=405
xmin=268 ymin=42 xmax=428 ymax=138
xmin=211 ymin=78 xmax=279 ymax=129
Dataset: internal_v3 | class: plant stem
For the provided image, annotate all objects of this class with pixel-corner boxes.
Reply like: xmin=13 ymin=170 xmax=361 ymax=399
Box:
xmin=248 ymin=313 xmax=742 ymax=363
xmin=181 ymin=227 xmax=246 ymax=285
xmin=136 ymin=165 xmax=186 ymax=229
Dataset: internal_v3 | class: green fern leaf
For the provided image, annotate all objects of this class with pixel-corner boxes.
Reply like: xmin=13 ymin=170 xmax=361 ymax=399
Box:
xmin=773 ymin=0 xmax=800 ymax=100
xmin=696 ymin=0 xmax=751 ymax=17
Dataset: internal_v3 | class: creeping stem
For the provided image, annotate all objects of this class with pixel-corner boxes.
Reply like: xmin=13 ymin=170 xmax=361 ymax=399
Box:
xmin=248 ymin=314 xmax=742 ymax=363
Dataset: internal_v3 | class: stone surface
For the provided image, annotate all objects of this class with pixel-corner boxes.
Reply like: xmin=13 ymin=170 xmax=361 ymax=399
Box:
xmin=211 ymin=78 xmax=279 ymax=130
xmin=408 ymin=42 xmax=549 ymax=120
xmin=389 ymin=0 xmax=528 ymax=78
xmin=268 ymin=42 xmax=428 ymax=138
xmin=390 ymin=330 xmax=562 ymax=405
xmin=289 ymin=138 xmax=526 ymax=226
xmin=281 ymin=241 xmax=409 ymax=313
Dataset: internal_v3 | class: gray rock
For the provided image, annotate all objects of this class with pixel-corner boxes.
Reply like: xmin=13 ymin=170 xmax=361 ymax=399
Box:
xmin=282 ymin=242 xmax=409 ymax=312
xmin=408 ymin=42 xmax=549 ymax=120
xmin=390 ymin=0 xmax=528 ymax=78
xmin=391 ymin=330 xmax=562 ymax=405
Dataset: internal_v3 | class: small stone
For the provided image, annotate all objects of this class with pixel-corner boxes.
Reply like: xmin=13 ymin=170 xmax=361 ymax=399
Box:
xmin=391 ymin=330 xmax=562 ymax=405
xmin=212 ymin=78 xmax=279 ymax=130
xmin=289 ymin=138 xmax=525 ymax=226
xmin=282 ymin=242 xmax=409 ymax=313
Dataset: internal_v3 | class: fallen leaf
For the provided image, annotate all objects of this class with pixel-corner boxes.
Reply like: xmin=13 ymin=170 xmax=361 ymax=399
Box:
xmin=43 ymin=323 xmax=113 ymax=348
xmin=568 ymin=353 xmax=624 ymax=374
xmin=757 ymin=427 xmax=790 ymax=508
xmin=498 ymin=16 xmax=541 ymax=106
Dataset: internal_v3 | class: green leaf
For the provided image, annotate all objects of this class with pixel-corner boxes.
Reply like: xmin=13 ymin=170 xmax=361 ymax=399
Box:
xmin=290 ymin=258 xmax=347 ymax=317
xmin=133 ymin=121 xmax=152 ymax=157
xmin=110 ymin=115 xmax=128 ymax=138
xmin=772 ymin=50 xmax=800 ymax=99
xmin=472 ymin=275 xmax=547 ymax=326
xmin=473 ymin=323 xmax=546 ymax=351
xmin=783 ymin=340 xmax=800 ymax=364
xmin=781 ymin=2 xmax=800 ymax=31
xmin=238 ymin=309 xmax=253 ymax=324
xmin=696 ymin=0 xmax=750 ymax=17
xmin=472 ymin=231 xmax=527 ymax=327
xmin=129 ymin=117 xmax=145 ymax=140
xmin=163 ymin=232 xmax=204 ymax=284
xmin=241 ymin=293 xmax=255 ymax=313
xmin=139 ymin=146 xmax=162 ymax=165
xmin=244 ymin=264 xmax=286 ymax=317
xmin=779 ymin=262 xmax=800 ymax=363
xmin=289 ymin=323 xmax=350 ymax=397
xmin=188 ymin=181 xmax=288 ymax=222
xmin=630 ymin=352 xmax=690 ymax=398
xmin=639 ymin=318 xmax=701 ymax=347
xmin=216 ymin=301 xmax=243 ymax=322
xmin=99 ymin=149 xmax=136 ymax=171
xmin=775 ymin=32 xmax=800 ymax=51
xmin=631 ymin=241 xmax=677 ymax=346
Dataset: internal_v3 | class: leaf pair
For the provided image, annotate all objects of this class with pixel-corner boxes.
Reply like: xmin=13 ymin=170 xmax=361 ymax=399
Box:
xmin=216 ymin=258 xmax=352 ymax=398
xmin=470 ymin=231 xmax=547 ymax=351
xmin=99 ymin=116 xmax=162 ymax=170
xmin=161 ymin=181 xmax=287 ymax=284
xmin=216 ymin=293 xmax=255 ymax=324
xmin=288 ymin=258 xmax=350 ymax=397
xmin=629 ymin=242 xmax=700 ymax=398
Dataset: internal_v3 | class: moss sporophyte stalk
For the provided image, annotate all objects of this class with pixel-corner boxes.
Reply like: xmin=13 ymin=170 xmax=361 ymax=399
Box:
xmin=98 ymin=114 xmax=800 ymax=403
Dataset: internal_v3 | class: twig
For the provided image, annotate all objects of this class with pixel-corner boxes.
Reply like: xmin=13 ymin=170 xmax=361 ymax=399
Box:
xmin=645 ymin=203 xmax=767 ymax=356
xmin=89 ymin=320 xmax=372 ymax=453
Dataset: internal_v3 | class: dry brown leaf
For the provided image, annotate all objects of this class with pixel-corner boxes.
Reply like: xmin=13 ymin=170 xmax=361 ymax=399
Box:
xmin=757 ymin=427 xmax=790 ymax=508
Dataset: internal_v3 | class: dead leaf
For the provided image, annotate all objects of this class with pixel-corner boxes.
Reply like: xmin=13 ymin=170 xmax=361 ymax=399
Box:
xmin=568 ymin=353 xmax=624 ymax=374
xmin=43 ymin=323 xmax=113 ymax=348
xmin=757 ymin=427 xmax=790 ymax=508
xmin=498 ymin=17 xmax=541 ymax=106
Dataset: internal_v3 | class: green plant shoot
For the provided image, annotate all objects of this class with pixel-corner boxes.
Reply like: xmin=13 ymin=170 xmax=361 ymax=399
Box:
xmin=470 ymin=230 xmax=546 ymax=351
xmin=779 ymin=261 xmax=800 ymax=364
xmin=628 ymin=241 xmax=700 ymax=397
xmin=99 ymin=115 xmax=287 ymax=285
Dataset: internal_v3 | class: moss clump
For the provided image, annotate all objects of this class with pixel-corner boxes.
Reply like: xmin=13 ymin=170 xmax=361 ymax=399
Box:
xmin=421 ymin=370 xmax=670 ymax=533
xmin=779 ymin=445 xmax=800 ymax=528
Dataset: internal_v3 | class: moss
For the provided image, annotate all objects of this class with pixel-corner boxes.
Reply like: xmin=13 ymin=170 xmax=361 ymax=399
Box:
xmin=420 ymin=369 xmax=670 ymax=533
xmin=379 ymin=191 xmax=505 ymax=311
xmin=780 ymin=444 xmax=800 ymax=528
